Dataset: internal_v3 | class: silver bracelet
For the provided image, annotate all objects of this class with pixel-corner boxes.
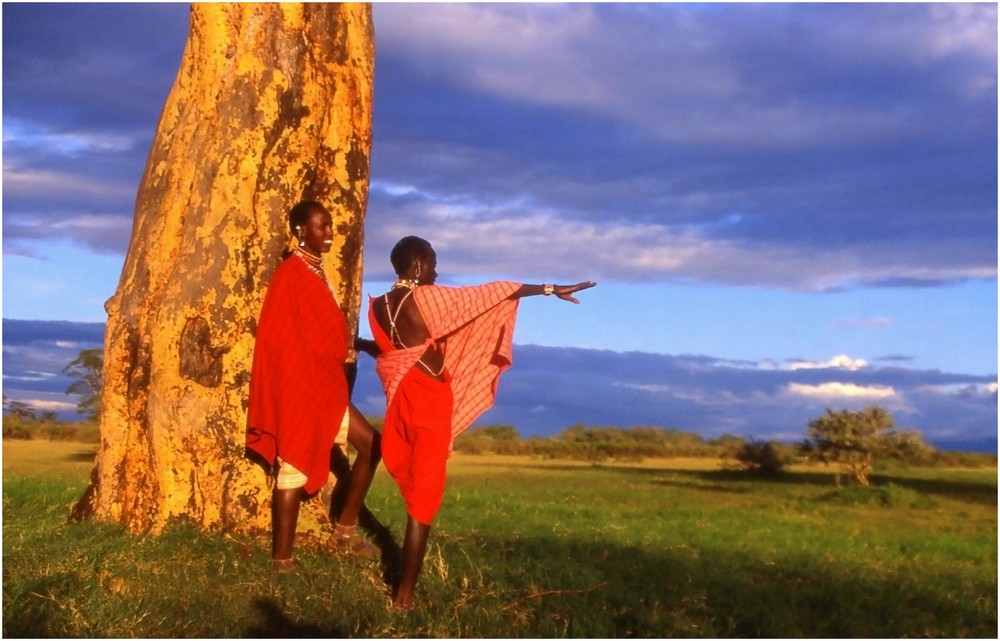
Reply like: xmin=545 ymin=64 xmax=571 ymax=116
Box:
xmin=543 ymin=284 xmax=554 ymax=296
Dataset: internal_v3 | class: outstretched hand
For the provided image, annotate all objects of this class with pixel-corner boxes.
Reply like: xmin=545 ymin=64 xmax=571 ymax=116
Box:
xmin=554 ymin=281 xmax=597 ymax=304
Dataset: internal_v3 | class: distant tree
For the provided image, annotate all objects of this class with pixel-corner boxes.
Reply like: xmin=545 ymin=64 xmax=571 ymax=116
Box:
xmin=63 ymin=348 xmax=104 ymax=421
xmin=454 ymin=425 xmax=528 ymax=455
xmin=734 ymin=437 xmax=785 ymax=475
xmin=801 ymin=405 xmax=912 ymax=486
xmin=5 ymin=399 xmax=37 ymax=422
xmin=475 ymin=425 xmax=522 ymax=440
xmin=709 ymin=433 xmax=748 ymax=458
xmin=882 ymin=428 xmax=934 ymax=465
xmin=39 ymin=410 xmax=59 ymax=423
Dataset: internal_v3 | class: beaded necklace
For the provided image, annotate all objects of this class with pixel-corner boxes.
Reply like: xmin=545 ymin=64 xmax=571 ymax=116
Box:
xmin=392 ymin=278 xmax=419 ymax=290
xmin=294 ymin=248 xmax=330 ymax=287
xmin=384 ymin=279 xmax=444 ymax=377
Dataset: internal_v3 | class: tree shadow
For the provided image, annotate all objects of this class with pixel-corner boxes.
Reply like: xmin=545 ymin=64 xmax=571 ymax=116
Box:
xmin=440 ymin=531 xmax=995 ymax=638
xmin=242 ymin=443 xmax=404 ymax=596
xmin=243 ymin=596 xmax=347 ymax=638
xmin=682 ymin=468 xmax=841 ymax=488
xmin=4 ymin=573 xmax=81 ymax=637
xmin=666 ymin=468 xmax=996 ymax=505
xmin=479 ymin=460 xmax=997 ymax=506
xmin=509 ymin=460 xmax=837 ymax=488
xmin=649 ymin=477 xmax=752 ymax=494
xmin=328 ymin=447 xmax=403 ymax=594
xmin=868 ymin=474 xmax=997 ymax=506
xmin=64 ymin=448 xmax=98 ymax=463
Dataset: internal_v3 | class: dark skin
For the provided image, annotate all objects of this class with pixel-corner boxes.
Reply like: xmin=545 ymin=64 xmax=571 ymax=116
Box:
xmin=296 ymin=206 xmax=334 ymax=256
xmin=296 ymin=207 xmax=381 ymax=531
xmin=365 ymin=242 xmax=595 ymax=609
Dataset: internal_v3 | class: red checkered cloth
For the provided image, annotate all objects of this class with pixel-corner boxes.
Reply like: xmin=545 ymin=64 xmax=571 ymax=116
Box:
xmin=369 ymin=281 xmax=521 ymax=442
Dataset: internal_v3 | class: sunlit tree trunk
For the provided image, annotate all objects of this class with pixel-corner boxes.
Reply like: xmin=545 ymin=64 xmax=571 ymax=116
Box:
xmin=72 ymin=3 xmax=374 ymax=537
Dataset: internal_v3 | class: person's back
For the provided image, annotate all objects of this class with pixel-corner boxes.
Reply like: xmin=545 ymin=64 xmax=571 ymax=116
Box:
xmin=363 ymin=235 xmax=595 ymax=608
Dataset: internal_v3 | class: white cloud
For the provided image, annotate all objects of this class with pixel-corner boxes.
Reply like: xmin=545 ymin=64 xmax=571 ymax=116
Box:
xmin=366 ymin=188 xmax=996 ymax=290
xmin=51 ymin=215 xmax=124 ymax=231
xmin=834 ymin=317 xmax=892 ymax=330
xmin=787 ymin=382 xmax=896 ymax=399
xmin=3 ymin=118 xmax=136 ymax=153
xmin=1 ymin=167 xmax=136 ymax=200
xmin=926 ymin=4 xmax=998 ymax=60
xmin=375 ymin=4 xmax=997 ymax=148
xmin=22 ymin=399 xmax=78 ymax=412
xmin=918 ymin=382 xmax=999 ymax=398
xmin=614 ymin=382 xmax=671 ymax=395
xmin=3 ymin=372 xmax=57 ymax=383
xmin=787 ymin=355 xmax=869 ymax=371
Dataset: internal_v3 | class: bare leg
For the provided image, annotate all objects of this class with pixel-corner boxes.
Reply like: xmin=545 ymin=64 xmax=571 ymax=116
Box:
xmin=394 ymin=515 xmax=431 ymax=609
xmin=271 ymin=487 xmax=302 ymax=572
xmin=336 ymin=404 xmax=381 ymax=527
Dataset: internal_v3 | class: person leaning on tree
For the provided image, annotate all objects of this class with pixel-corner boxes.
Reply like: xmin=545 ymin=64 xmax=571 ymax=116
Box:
xmin=245 ymin=200 xmax=382 ymax=572
xmin=358 ymin=235 xmax=596 ymax=609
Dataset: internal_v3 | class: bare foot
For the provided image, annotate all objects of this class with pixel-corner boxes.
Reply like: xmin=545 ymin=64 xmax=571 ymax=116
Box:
xmin=271 ymin=558 xmax=296 ymax=574
xmin=391 ymin=599 xmax=414 ymax=611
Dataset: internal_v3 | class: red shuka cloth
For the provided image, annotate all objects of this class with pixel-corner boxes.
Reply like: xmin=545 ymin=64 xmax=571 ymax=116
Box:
xmin=368 ymin=281 xmax=521 ymax=523
xmin=246 ymin=254 xmax=350 ymax=494
xmin=379 ymin=366 xmax=454 ymax=525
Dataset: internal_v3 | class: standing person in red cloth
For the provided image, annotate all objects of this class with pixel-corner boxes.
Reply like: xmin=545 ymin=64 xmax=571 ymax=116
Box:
xmin=246 ymin=200 xmax=381 ymax=573
xmin=362 ymin=235 xmax=595 ymax=608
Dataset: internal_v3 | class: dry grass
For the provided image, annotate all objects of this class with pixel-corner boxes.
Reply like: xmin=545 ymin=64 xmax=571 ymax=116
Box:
xmin=2 ymin=439 xmax=98 ymax=477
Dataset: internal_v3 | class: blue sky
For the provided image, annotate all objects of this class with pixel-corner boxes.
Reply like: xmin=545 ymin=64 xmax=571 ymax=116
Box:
xmin=2 ymin=3 xmax=997 ymax=450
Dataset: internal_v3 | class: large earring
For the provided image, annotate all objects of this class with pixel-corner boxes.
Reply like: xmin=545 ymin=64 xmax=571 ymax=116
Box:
xmin=298 ymin=237 xmax=305 ymax=247
xmin=415 ymin=262 xmax=422 ymax=279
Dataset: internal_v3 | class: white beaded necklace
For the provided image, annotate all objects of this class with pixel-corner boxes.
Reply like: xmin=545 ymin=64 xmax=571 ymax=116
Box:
xmin=392 ymin=278 xmax=420 ymax=290
xmin=294 ymin=248 xmax=329 ymax=285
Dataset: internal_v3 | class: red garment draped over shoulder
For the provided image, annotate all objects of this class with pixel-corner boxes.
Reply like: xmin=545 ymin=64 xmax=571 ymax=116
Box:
xmin=371 ymin=281 xmax=521 ymax=442
xmin=246 ymin=254 xmax=350 ymax=495
xmin=368 ymin=281 xmax=520 ymax=524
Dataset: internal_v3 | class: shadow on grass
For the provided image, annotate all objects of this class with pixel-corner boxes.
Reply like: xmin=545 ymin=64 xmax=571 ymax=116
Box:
xmin=328 ymin=447 xmax=404 ymax=594
xmin=5 ymin=573 xmax=83 ymax=638
xmin=244 ymin=597 xmax=347 ymax=638
xmin=518 ymin=461 xmax=997 ymax=507
xmin=438 ymin=531 xmax=996 ymax=638
xmin=4 ymin=474 xmax=995 ymax=638
xmin=4 ymin=524 xmax=993 ymax=638
xmin=869 ymin=474 xmax=997 ymax=506
xmin=678 ymin=468 xmax=998 ymax=507
xmin=64 ymin=448 xmax=98 ymax=463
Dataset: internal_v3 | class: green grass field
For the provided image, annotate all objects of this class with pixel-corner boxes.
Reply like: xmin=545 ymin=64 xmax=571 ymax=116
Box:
xmin=3 ymin=441 xmax=996 ymax=637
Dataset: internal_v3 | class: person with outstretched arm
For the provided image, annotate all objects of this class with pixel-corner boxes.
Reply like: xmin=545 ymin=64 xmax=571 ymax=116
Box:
xmin=360 ymin=235 xmax=595 ymax=609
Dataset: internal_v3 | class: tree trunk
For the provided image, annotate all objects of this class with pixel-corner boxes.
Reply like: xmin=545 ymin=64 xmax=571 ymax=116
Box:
xmin=71 ymin=3 xmax=374 ymax=538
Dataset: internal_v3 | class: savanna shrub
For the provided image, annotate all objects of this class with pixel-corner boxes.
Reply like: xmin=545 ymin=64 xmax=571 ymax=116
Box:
xmin=734 ymin=438 xmax=785 ymax=475
xmin=3 ymin=422 xmax=34 ymax=440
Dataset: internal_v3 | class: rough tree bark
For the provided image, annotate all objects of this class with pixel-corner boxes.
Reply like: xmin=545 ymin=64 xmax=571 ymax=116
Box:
xmin=71 ymin=3 xmax=374 ymax=538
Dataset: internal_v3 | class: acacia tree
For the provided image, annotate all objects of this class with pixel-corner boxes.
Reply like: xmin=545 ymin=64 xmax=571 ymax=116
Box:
xmin=63 ymin=348 xmax=104 ymax=421
xmin=801 ymin=405 xmax=928 ymax=485
xmin=72 ymin=3 xmax=374 ymax=538
xmin=3 ymin=397 xmax=37 ymax=422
